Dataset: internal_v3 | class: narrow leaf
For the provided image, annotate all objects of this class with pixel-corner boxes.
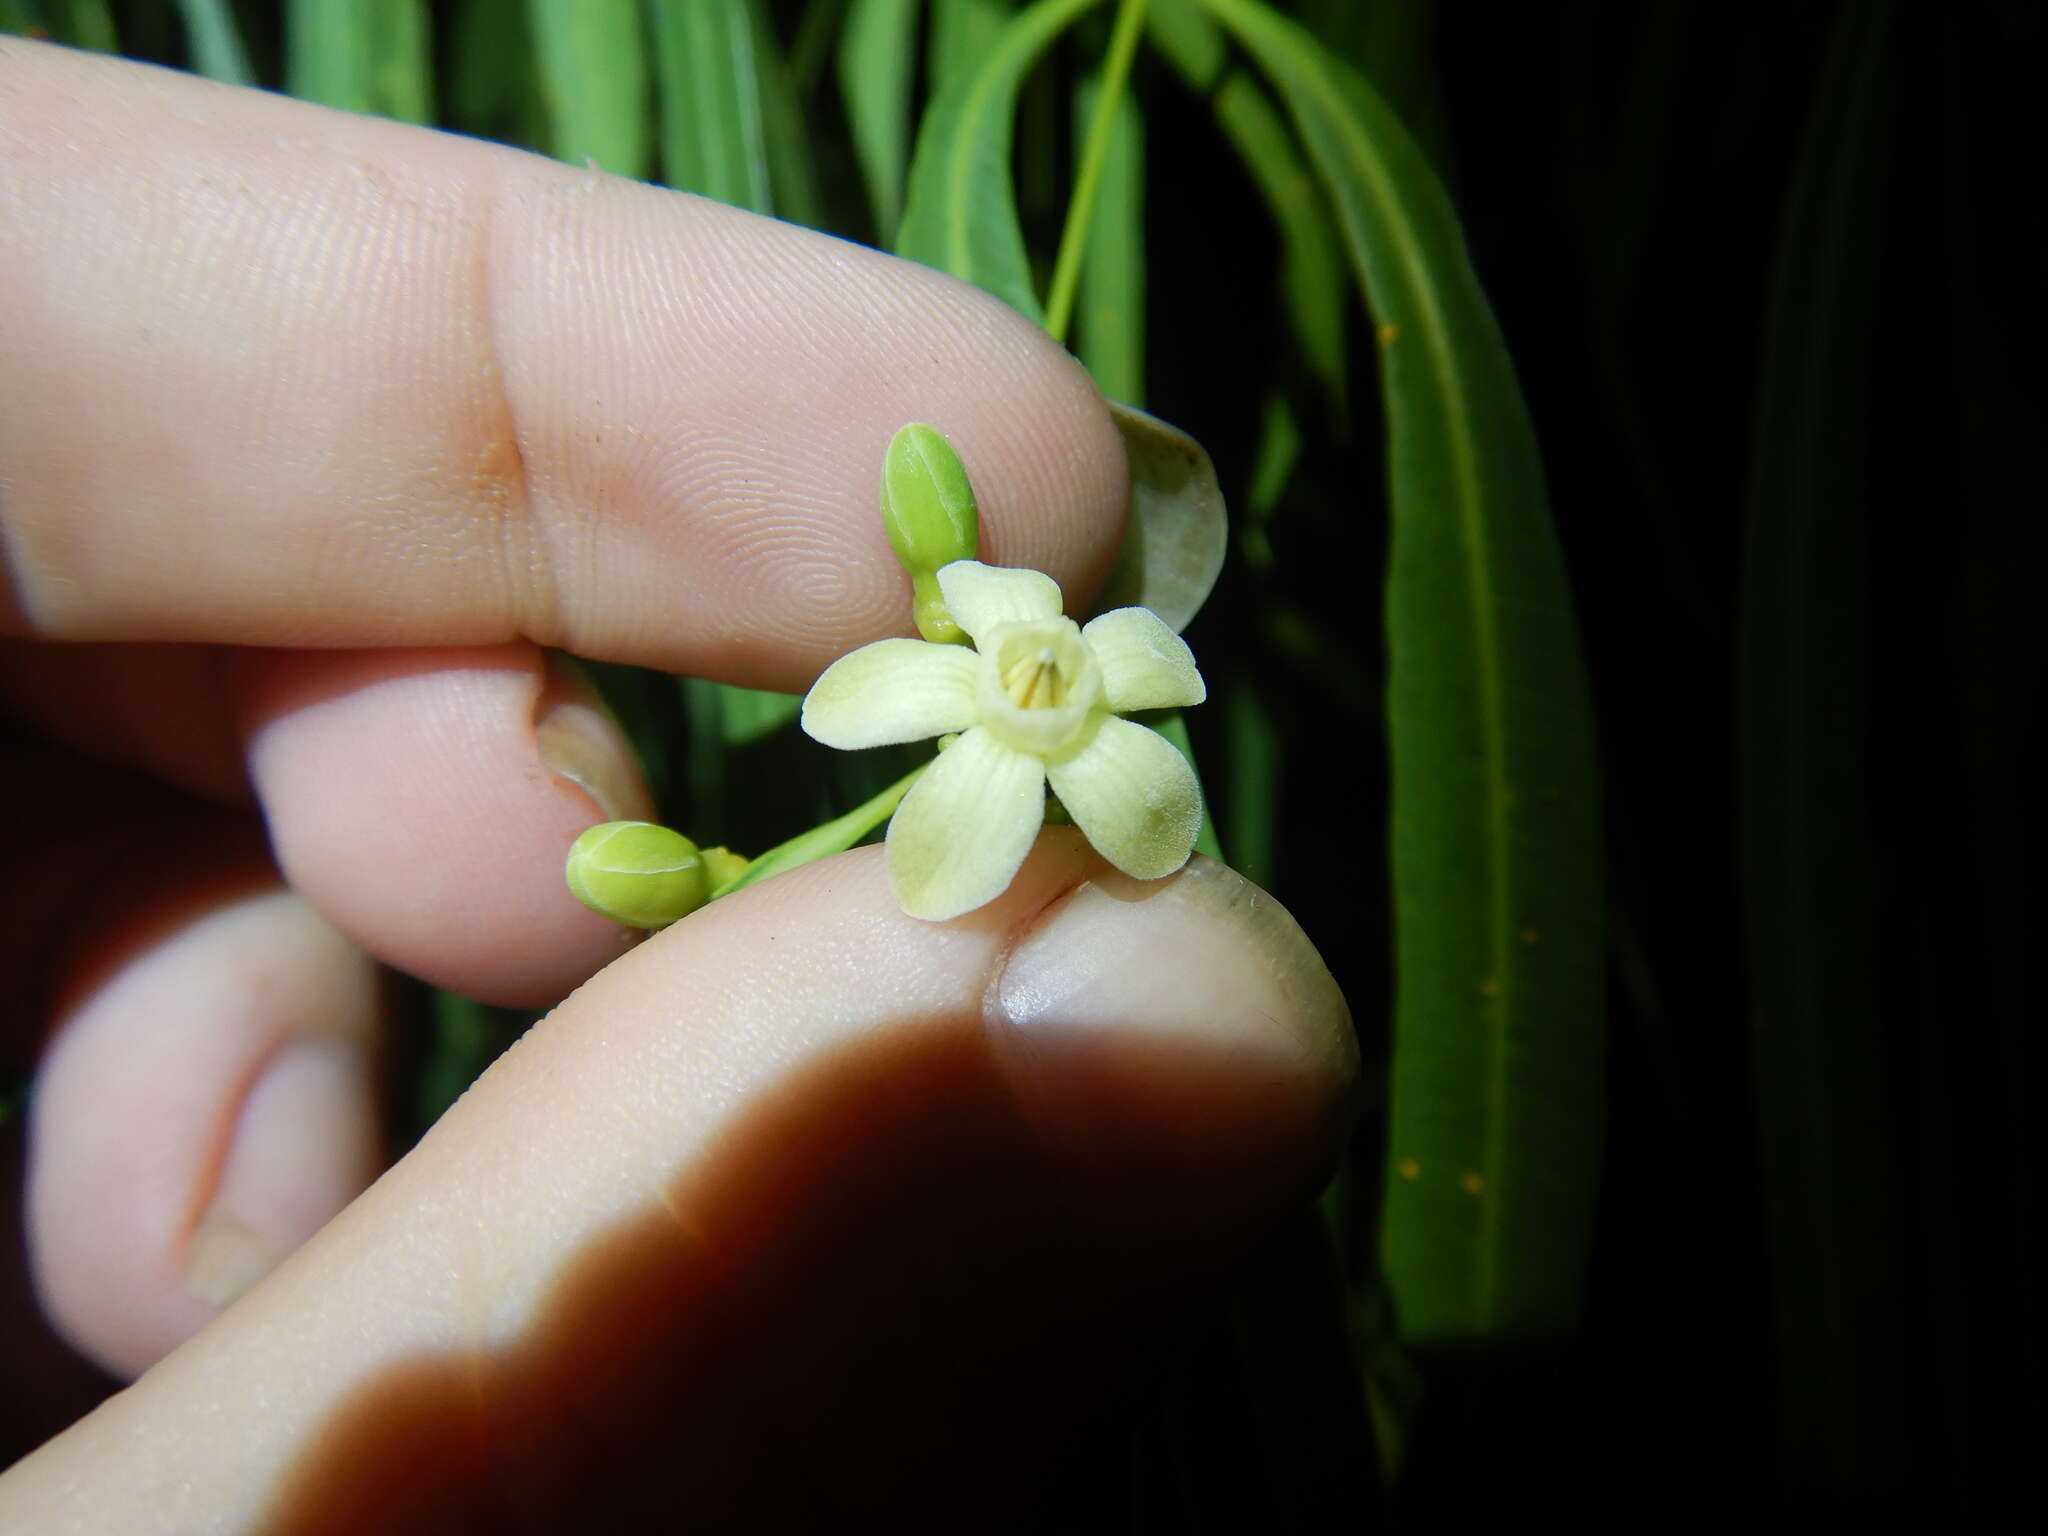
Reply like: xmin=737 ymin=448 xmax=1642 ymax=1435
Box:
xmin=527 ymin=0 xmax=650 ymax=178
xmin=1211 ymin=73 xmax=1348 ymax=414
xmin=896 ymin=0 xmax=1106 ymax=324
xmin=450 ymin=0 xmax=545 ymax=150
xmin=1151 ymin=4 xmax=1349 ymax=414
xmin=288 ymin=0 xmax=432 ymax=124
xmin=175 ymin=0 xmax=252 ymax=85
xmin=13 ymin=0 xmax=113 ymax=50
xmin=928 ymin=0 xmax=1012 ymax=96
xmin=1204 ymin=0 xmax=1603 ymax=1345
xmin=838 ymin=0 xmax=919 ymax=238
xmin=651 ymin=0 xmax=770 ymax=210
xmin=749 ymin=0 xmax=827 ymax=228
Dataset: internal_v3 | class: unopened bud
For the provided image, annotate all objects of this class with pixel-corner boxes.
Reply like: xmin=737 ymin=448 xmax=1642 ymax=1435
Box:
xmin=880 ymin=423 xmax=979 ymax=641
xmin=565 ymin=821 xmax=708 ymax=929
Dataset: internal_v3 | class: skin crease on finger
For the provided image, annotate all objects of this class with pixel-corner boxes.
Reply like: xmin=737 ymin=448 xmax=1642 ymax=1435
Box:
xmin=0 ymin=835 xmax=1357 ymax=1530
xmin=0 ymin=38 xmax=1127 ymax=683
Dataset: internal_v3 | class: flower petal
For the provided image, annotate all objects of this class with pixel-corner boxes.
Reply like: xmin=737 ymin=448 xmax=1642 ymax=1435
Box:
xmin=1046 ymin=716 xmax=1202 ymax=881
xmin=887 ymin=728 xmax=1047 ymax=919
xmin=1081 ymin=607 xmax=1207 ymax=712
xmin=800 ymin=638 xmax=980 ymax=749
xmin=936 ymin=560 xmax=1065 ymax=645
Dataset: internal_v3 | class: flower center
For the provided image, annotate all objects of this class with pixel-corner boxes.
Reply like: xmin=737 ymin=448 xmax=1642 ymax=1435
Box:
xmin=977 ymin=618 xmax=1102 ymax=758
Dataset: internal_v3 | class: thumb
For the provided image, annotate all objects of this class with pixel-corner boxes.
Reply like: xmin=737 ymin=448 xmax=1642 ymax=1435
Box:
xmin=0 ymin=832 xmax=1355 ymax=1531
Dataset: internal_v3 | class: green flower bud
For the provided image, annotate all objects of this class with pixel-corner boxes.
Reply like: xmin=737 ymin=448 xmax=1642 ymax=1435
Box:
xmin=565 ymin=821 xmax=707 ymax=929
xmin=880 ymin=423 xmax=979 ymax=641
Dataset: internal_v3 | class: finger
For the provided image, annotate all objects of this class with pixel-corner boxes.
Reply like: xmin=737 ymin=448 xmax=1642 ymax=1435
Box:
xmin=28 ymin=885 xmax=382 ymax=1381
xmin=0 ymin=636 xmax=653 ymax=1003
xmin=0 ymin=40 xmax=1126 ymax=688
xmin=0 ymin=835 xmax=1356 ymax=1529
xmin=0 ymin=753 xmax=382 ymax=1381
xmin=231 ymin=643 xmax=650 ymax=1004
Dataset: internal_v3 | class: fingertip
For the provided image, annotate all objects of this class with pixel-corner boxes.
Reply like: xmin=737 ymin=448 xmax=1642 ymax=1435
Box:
xmin=233 ymin=644 xmax=647 ymax=1005
xmin=28 ymin=886 xmax=380 ymax=1379
xmin=985 ymin=850 xmax=1359 ymax=1207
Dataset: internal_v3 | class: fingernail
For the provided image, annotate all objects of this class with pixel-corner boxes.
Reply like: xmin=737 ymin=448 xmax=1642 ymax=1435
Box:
xmin=992 ymin=859 xmax=1355 ymax=1079
xmin=536 ymin=656 xmax=654 ymax=824
xmin=183 ymin=1038 xmax=377 ymax=1308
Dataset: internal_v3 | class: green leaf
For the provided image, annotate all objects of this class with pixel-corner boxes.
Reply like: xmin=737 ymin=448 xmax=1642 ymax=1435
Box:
xmin=749 ymin=0 xmax=826 ymax=228
xmin=8 ymin=0 xmax=113 ymax=50
xmin=838 ymin=0 xmax=918 ymax=239
xmin=1150 ymin=7 xmax=1349 ymax=415
xmin=1068 ymin=74 xmax=1144 ymax=402
xmin=449 ymin=0 xmax=544 ymax=150
xmin=928 ymin=0 xmax=1012 ymax=96
xmin=1211 ymin=74 xmax=1348 ymax=415
xmin=1239 ymin=390 xmax=1300 ymax=575
xmin=651 ymin=0 xmax=770 ymax=210
xmin=1307 ymin=0 xmax=1449 ymax=175
xmin=175 ymin=0 xmax=253 ymax=86
xmin=1203 ymin=0 xmax=1603 ymax=1346
xmin=896 ymin=0 xmax=1105 ymax=323
xmin=1739 ymin=1 xmax=1905 ymax=1492
xmin=288 ymin=0 xmax=432 ymax=124
xmin=527 ymin=0 xmax=650 ymax=177
xmin=64 ymin=0 xmax=114 ymax=51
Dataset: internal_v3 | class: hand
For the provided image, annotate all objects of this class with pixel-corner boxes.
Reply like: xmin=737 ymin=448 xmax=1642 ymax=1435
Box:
xmin=0 ymin=38 xmax=1355 ymax=1528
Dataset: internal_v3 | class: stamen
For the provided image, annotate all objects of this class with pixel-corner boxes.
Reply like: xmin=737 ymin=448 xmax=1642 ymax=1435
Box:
xmin=1003 ymin=644 xmax=1064 ymax=708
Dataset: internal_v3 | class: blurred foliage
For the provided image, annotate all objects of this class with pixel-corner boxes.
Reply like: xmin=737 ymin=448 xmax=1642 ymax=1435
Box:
xmin=4 ymin=0 xmax=2033 ymax=1525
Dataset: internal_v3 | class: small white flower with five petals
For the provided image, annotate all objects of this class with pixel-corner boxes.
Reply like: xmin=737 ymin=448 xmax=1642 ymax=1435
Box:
xmin=801 ymin=561 xmax=1207 ymax=920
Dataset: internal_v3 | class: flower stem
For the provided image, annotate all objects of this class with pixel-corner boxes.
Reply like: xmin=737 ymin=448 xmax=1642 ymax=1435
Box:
xmin=1042 ymin=0 xmax=1148 ymax=347
xmin=709 ymin=759 xmax=930 ymax=899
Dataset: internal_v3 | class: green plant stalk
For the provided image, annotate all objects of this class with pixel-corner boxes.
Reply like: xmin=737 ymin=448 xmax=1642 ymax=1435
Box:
xmin=1043 ymin=0 xmax=1148 ymax=346
xmin=711 ymin=761 xmax=929 ymax=899
xmin=1070 ymin=73 xmax=1146 ymax=405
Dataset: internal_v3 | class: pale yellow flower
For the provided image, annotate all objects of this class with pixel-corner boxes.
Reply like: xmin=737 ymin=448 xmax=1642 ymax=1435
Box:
xmin=801 ymin=560 xmax=1207 ymax=919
